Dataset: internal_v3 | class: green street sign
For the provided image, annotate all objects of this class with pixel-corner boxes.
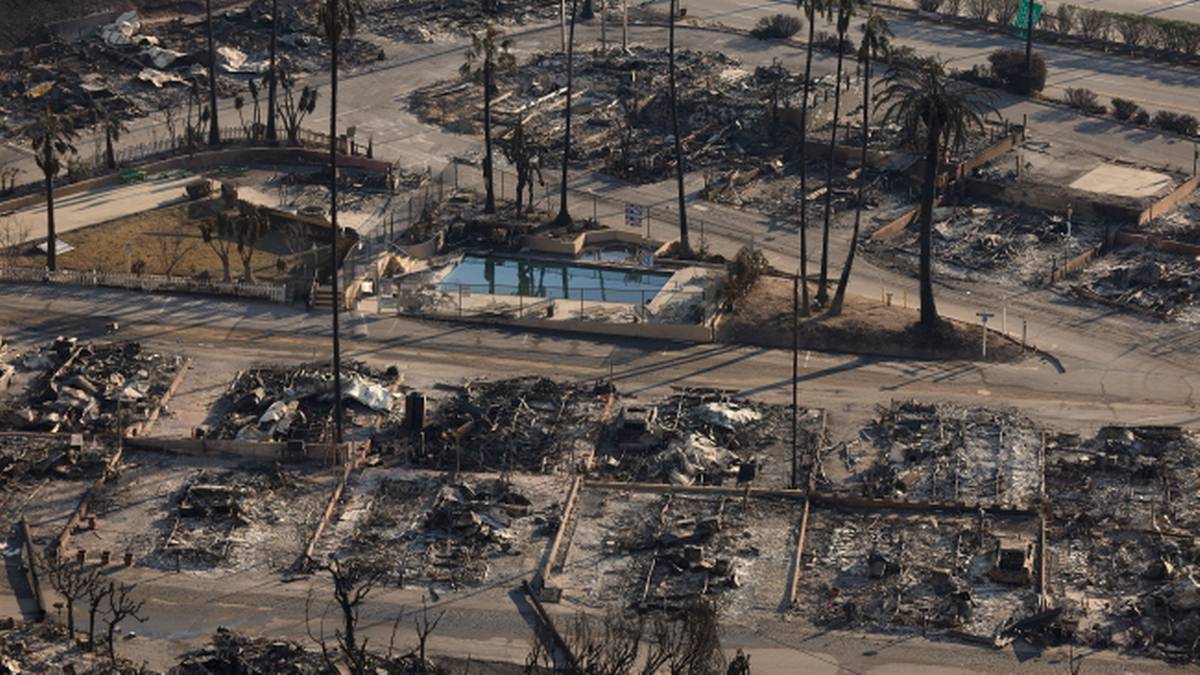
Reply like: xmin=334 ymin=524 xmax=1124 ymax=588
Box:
xmin=1013 ymin=0 xmax=1044 ymax=37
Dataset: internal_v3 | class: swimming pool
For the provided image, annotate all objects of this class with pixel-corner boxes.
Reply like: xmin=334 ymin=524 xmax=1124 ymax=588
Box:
xmin=439 ymin=255 xmax=673 ymax=304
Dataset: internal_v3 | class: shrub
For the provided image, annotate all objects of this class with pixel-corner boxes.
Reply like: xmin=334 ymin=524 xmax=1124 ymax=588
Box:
xmin=1114 ymin=13 xmax=1149 ymax=46
xmin=917 ymin=0 xmax=944 ymax=12
xmin=966 ymin=0 xmax=993 ymax=21
xmin=887 ymin=45 xmax=925 ymax=69
xmin=994 ymin=0 xmax=1021 ymax=26
xmin=1133 ymin=109 xmax=1151 ymax=125
xmin=1064 ymin=87 xmax=1105 ymax=114
xmin=1053 ymin=4 xmax=1076 ymax=34
xmin=1111 ymin=97 xmax=1139 ymax=121
xmin=1076 ymin=8 xmax=1111 ymax=40
xmin=1152 ymin=111 xmax=1199 ymax=136
xmin=751 ymin=14 xmax=803 ymax=40
xmin=725 ymin=246 xmax=771 ymax=308
xmin=944 ymin=0 xmax=963 ymax=16
xmin=988 ymin=49 xmax=1047 ymax=94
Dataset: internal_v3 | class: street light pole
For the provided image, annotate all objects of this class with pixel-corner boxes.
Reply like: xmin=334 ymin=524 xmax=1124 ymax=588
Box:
xmin=1023 ymin=0 xmax=1036 ymax=93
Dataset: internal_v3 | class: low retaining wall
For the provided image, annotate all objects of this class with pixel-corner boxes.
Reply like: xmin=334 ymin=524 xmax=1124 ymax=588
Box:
xmin=870 ymin=205 xmax=922 ymax=241
xmin=126 ymin=437 xmax=353 ymax=465
xmin=522 ymin=229 xmax=661 ymax=257
xmin=0 ymin=267 xmax=289 ymax=304
xmin=1039 ymin=243 xmax=1106 ymax=286
xmin=0 ymin=146 xmax=389 ymax=215
xmin=17 ymin=518 xmax=47 ymax=623
xmin=962 ymin=178 xmax=1144 ymax=223
xmin=451 ymin=313 xmax=717 ymax=343
xmin=1116 ymin=230 xmax=1200 ymax=257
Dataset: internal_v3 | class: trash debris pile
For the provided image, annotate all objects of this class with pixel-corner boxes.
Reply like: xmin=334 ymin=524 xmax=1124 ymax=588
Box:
xmin=0 ymin=619 xmax=114 ymax=673
xmin=798 ymin=511 xmax=1037 ymax=639
xmin=159 ymin=468 xmax=313 ymax=568
xmin=596 ymin=389 xmax=809 ymax=487
xmin=344 ymin=477 xmax=545 ymax=587
xmin=412 ymin=48 xmax=850 ymax=185
xmin=1069 ymin=247 xmax=1200 ymax=320
xmin=1142 ymin=195 xmax=1200 ymax=245
xmin=838 ymin=400 xmax=1042 ymax=509
xmin=209 ymin=362 xmax=401 ymax=443
xmin=364 ymin=0 xmax=562 ymax=43
xmin=0 ymin=338 xmax=182 ymax=434
xmin=416 ymin=377 xmax=612 ymax=472
xmin=175 ymin=627 xmax=331 ymax=674
xmin=608 ymin=496 xmax=747 ymax=611
xmin=864 ymin=205 xmax=1102 ymax=286
xmin=1051 ymin=527 xmax=1200 ymax=662
xmin=0 ymin=3 xmax=378 ymax=138
xmin=0 ymin=434 xmax=109 ymax=528
xmin=1047 ymin=426 xmax=1200 ymax=533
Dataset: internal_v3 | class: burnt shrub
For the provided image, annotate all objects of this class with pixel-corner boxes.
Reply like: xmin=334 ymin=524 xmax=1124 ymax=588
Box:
xmin=988 ymin=49 xmax=1046 ymax=94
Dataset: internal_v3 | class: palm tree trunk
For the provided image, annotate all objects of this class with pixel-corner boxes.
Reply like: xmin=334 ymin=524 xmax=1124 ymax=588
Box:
xmin=790 ymin=272 xmax=799 ymax=488
xmin=829 ymin=52 xmax=870 ymax=316
xmin=669 ymin=0 xmax=689 ymax=252
xmin=797 ymin=11 xmax=816 ymax=315
xmin=918 ymin=108 xmax=941 ymax=328
xmin=266 ymin=0 xmax=279 ymax=143
xmin=105 ymin=132 xmax=115 ymax=170
xmin=328 ymin=2 xmax=344 ymax=444
xmin=483 ymin=52 xmax=496 ymax=214
xmin=206 ymin=0 xmax=220 ymax=146
xmin=553 ymin=0 xmax=579 ymax=227
xmin=816 ymin=16 xmax=847 ymax=307
xmin=44 ymin=144 xmax=56 ymax=271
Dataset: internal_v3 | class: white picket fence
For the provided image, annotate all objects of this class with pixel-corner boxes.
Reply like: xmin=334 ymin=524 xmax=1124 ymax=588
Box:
xmin=0 ymin=266 xmax=288 ymax=304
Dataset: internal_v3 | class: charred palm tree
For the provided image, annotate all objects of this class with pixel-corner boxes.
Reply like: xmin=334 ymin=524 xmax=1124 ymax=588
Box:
xmin=876 ymin=58 xmax=996 ymax=328
xmin=205 ymin=0 xmax=220 ymax=145
xmin=314 ymin=0 xmax=365 ymax=444
xmin=462 ymin=24 xmax=516 ymax=215
xmin=267 ymin=0 xmax=280 ymax=143
xmin=795 ymin=0 xmax=830 ymax=314
xmin=668 ymin=0 xmax=689 ymax=252
xmin=816 ymin=0 xmax=855 ymax=306
xmin=553 ymin=0 xmax=581 ymax=227
xmin=830 ymin=13 xmax=892 ymax=316
xmin=27 ymin=107 xmax=78 ymax=271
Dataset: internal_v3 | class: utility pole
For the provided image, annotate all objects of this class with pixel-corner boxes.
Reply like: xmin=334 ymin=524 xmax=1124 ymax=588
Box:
xmin=561 ymin=0 xmax=567 ymax=51
xmin=600 ymin=0 xmax=607 ymax=49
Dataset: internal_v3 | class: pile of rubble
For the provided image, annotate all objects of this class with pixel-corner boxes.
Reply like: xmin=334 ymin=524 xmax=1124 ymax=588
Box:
xmin=159 ymin=467 xmax=313 ymax=567
xmin=596 ymin=389 xmax=802 ymax=487
xmin=1142 ymin=195 xmax=1200 ymax=245
xmin=610 ymin=496 xmax=744 ymax=611
xmin=1070 ymin=247 xmax=1200 ymax=320
xmin=800 ymin=511 xmax=1037 ymax=638
xmin=417 ymin=376 xmax=612 ymax=472
xmin=209 ymin=362 xmax=401 ymax=443
xmin=840 ymin=400 xmax=1041 ymax=509
xmin=175 ymin=627 xmax=332 ymax=674
xmin=0 ymin=1 xmax=377 ymax=138
xmin=412 ymin=48 xmax=848 ymax=185
xmin=0 ymin=619 xmax=114 ymax=673
xmin=345 ymin=477 xmax=543 ymax=587
xmin=0 ymin=338 xmax=182 ymax=434
xmin=1047 ymin=426 xmax=1200 ymax=533
xmin=364 ymin=0 xmax=562 ymax=43
xmin=865 ymin=205 xmax=1102 ymax=286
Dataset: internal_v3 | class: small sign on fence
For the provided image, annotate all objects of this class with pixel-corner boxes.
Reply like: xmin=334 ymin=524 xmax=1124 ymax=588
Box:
xmin=625 ymin=204 xmax=642 ymax=229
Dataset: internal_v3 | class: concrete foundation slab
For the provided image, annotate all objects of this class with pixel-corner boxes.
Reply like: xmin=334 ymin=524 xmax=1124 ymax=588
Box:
xmin=1069 ymin=164 xmax=1174 ymax=200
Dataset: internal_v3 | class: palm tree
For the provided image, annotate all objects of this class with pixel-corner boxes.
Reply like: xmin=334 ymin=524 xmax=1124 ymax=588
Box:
xmin=101 ymin=108 xmax=129 ymax=170
xmin=668 ymin=0 xmax=689 ymax=253
xmin=315 ymin=0 xmax=365 ymax=445
xmin=461 ymin=24 xmax=516 ymax=215
xmin=27 ymin=107 xmax=78 ymax=271
xmin=877 ymin=58 xmax=996 ymax=328
xmin=266 ymin=0 xmax=280 ymax=143
xmin=205 ymin=0 xmax=220 ymax=146
xmin=795 ymin=0 xmax=830 ymax=315
xmin=816 ymin=0 xmax=855 ymax=306
xmin=829 ymin=13 xmax=892 ymax=317
xmin=553 ymin=0 xmax=581 ymax=227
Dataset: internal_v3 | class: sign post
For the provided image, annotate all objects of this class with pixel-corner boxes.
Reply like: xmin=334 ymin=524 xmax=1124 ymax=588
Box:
xmin=977 ymin=312 xmax=995 ymax=359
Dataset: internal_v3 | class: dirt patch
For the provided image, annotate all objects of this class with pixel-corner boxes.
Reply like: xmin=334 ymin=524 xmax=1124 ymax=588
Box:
xmin=728 ymin=275 xmax=1026 ymax=361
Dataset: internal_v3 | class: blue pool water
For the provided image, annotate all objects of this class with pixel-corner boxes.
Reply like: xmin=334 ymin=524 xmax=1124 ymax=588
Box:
xmin=439 ymin=255 xmax=672 ymax=304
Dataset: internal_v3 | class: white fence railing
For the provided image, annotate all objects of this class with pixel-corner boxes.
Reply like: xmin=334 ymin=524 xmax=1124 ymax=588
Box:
xmin=0 ymin=267 xmax=288 ymax=304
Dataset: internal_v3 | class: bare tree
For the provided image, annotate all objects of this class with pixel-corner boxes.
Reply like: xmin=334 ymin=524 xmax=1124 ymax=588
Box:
xmin=39 ymin=553 xmax=93 ymax=636
xmin=199 ymin=214 xmax=237 ymax=282
xmin=84 ymin=575 xmax=113 ymax=651
xmin=234 ymin=205 xmax=270 ymax=282
xmin=161 ymin=102 xmax=179 ymax=152
xmin=321 ymin=558 xmax=386 ymax=674
xmin=104 ymin=582 xmax=147 ymax=660
xmin=411 ymin=596 xmax=446 ymax=668
xmin=0 ymin=216 xmax=31 ymax=267
xmin=154 ymin=234 xmax=199 ymax=276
